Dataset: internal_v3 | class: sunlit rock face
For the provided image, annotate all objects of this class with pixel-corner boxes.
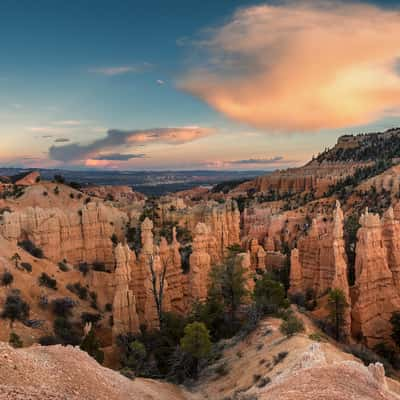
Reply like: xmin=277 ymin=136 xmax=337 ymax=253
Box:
xmin=0 ymin=203 xmax=128 ymax=267
xmin=112 ymin=244 xmax=140 ymax=339
xmin=351 ymin=209 xmax=400 ymax=347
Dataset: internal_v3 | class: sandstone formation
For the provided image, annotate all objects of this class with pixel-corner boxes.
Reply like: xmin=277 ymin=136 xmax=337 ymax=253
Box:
xmin=289 ymin=202 xmax=351 ymax=337
xmin=248 ymin=238 xmax=266 ymax=271
xmin=352 ymin=209 xmax=400 ymax=347
xmin=233 ymin=161 xmax=367 ymax=197
xmin=0 ymin=203 xmax=128 ymax=267
xmin=112 ymin=244 xmax=140 ymax=339
xmin=189 ymin=223 xmax=212 ymax=302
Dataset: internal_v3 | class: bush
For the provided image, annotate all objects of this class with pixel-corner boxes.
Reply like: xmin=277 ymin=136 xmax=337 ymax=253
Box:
xmin=92 ymin=262 xmax=107 ymax=272
xmin=120 ymin=340 xmax=147 ymax=374
xmin=280 ymin=315 xmax=304 ymax=337
xmin=78 ymin=262 xmax=90 ymax=276
xmin=257 ymin=376 xmax=271 ymax=388
xmin=20 ymin=262 xmax=32 ymax=273
xmin=111 ymin=234 xmax=119 ymax=246
xmin=89 ymin=291 xmax=98 ymax=309
xmin=38 ymin=273 xmax=57 ymax=290
xmin=1 ymin=291 xmax=30 ymax=324
xmin=18 ymin=240 xmax=44 ymax=258
xmin=180 ymin=322 xmax=212 ymax=378
xmin=1 ymin=270 xmax=13 ymax=286
xmin=81 ymin=312 xmax=102 ymax=326
xmin=66 ymin=282 xmax=88 ymax=300
xmin=9 ymin=332 xmax=23 ymax=348
xmin=51 ymin=297 xmax=75 ymax=317
xmin=273 ymin=351 xmax=288 ymax=365
xmin=254 ymin=275 xmax=289 ymax=315
xmin=80 ymin=326 xmax=104 ymax=364
xmin=39 ymin=335 xmax=60 ymax=346
xmin=309 ymin=332 xmax=328 ymax=342
xmin=58 ymin=261 xmax=69 ymax=272
xmin=53 ymin=317 xmax=80 ymax=346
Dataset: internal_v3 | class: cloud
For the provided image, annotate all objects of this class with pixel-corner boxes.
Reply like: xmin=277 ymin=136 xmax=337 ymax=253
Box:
xmin=49 ymin=127 xmax=213 ymax=162
xmin=180 ymin=1 xmax=400 ymax=131
xmin=92 ymin=153 xmax=145 ymax=161
xmin=54 ymin=120 xmax=81 ymax=126
xmin=229 ymin=156 xmax=284 ymax=165
xmin=54 ymin=138 xmax=70 ymax=143
xmin=88 ymin=63 xmax=152 ymax=76
xmin=157 ymin=79 xmax=165 ymax=85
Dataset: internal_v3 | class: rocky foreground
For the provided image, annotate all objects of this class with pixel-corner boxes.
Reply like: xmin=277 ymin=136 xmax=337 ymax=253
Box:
xmin=1 ymin=316 xmax=400 ymax=400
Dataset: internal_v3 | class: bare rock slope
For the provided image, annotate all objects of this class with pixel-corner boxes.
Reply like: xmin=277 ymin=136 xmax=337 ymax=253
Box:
xmin=0 ymin=342 xmax=187 ymax=400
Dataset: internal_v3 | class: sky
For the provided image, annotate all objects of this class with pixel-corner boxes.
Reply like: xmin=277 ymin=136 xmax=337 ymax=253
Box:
xmin=1 ymin=0 xmax=400 ymax=171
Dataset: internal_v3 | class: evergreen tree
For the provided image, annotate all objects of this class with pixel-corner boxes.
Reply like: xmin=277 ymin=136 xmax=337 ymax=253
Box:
xmin=390 ymin=312 xmax=400 ymax=347
xmin=180 ymin=322 xmax=211 ymax=378
xmin=327 ymin=289 xmax=348 ymax=341
xmin=208 ymin=246 xmax=248 ymax=333
xmin=80 ymin=327 xmax=104 ymax=364
xmin=253 ymin=274 xmax=288 ymax=315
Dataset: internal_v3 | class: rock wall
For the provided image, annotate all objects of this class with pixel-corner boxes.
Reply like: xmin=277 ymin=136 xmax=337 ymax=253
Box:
xmin=351 ymin=209 xmax=400 ymax=347
xmin=289 ymin=202 xmax=351 ymax=337
xmin=0 ymin=203 xmax=127 ymax=267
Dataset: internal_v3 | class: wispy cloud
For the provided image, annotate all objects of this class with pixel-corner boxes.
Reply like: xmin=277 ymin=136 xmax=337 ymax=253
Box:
xmin=93 ymin=153 xmax=145 ymax=161
xmin=54 ymin=138 xmax=70 ymax=143
xmin=180 ymin=1 xmax=400 ymax=132
xmin=88 ymin=63 xmax=152 ymax=76
xmin=229 ymin=156 xmax=285 ymax=165
xmin=54 ymin=120 xmax=82 ymax=126
xmin=49 ymin=126 xmax=213 ymax=162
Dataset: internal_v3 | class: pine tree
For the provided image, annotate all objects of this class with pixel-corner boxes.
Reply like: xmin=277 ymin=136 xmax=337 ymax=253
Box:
xmin=327 ymin=289 xmax=348 ymax=341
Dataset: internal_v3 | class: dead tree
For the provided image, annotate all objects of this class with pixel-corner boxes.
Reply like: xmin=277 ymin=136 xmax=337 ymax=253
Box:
xmin=148 ymin=254 xmax=168 ymax=328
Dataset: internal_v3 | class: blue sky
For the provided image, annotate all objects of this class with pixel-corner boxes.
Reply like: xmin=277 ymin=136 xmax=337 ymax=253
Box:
xmin=1 ymin=0 xmax=400 ymax=170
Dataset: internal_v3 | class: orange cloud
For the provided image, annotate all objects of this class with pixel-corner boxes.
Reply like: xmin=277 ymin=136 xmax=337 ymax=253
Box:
xmin=180 ymin=1 xmax=400 ymax=131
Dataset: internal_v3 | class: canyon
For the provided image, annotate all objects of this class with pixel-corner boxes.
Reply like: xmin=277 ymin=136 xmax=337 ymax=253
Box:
xmin=3 ymin=129 xmax=400 ymax=398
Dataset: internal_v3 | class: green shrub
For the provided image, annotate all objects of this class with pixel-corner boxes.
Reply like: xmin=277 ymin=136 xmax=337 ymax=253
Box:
xmin=280 ymin=315 xmax=304 ymax=337
xmin=92 ymin=262 xmax=106 ymax=272
xmin=1 ymin=270 xmax=13 ymax=286
xmin=273 ymin=351 xmax=288 ymax=365
xmin=81 ymin=312 xmax=102 ymax=325
xmin=1 ymin=291 xmax=30 ymax=324
xmin=58 ymin=261 xmax=69 ymax=272
xmin=80 ymin=326 xmax=104 ymax=364
xmin=38 ymin=273 xmax=57 ymax=290
xmin=66 ymin=282 xmax=88 ymax=300
xmin=254 ymin=275 xmax=289 ymax=315
xmin=20 ymin=262 xmax=32 ymax=272
xmin=51 ymin=297 xmax=75 ymax=317
xmin=53 ymin=316 xmax=80 ymax=346
xmin=9 ymin=332 xmax=23 ymax=348
xmin=18 ymin=240 xmax=44 ymax=258
xmin=78 ymin=263 xmax=90 ymax=276
xmin=39 ymin=335 xmax=60 ymax=346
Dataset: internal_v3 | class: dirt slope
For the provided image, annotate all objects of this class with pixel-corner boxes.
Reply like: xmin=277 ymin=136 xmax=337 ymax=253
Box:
xmin=0 ymin=342 xmax=187 ymax=400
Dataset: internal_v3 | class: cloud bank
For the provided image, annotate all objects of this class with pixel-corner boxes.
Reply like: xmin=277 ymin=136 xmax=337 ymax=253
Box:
xmin=49 ymin=127 xmax=212 ymax=162
xmin=180 ymin=1 xmax=400 ymax=131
